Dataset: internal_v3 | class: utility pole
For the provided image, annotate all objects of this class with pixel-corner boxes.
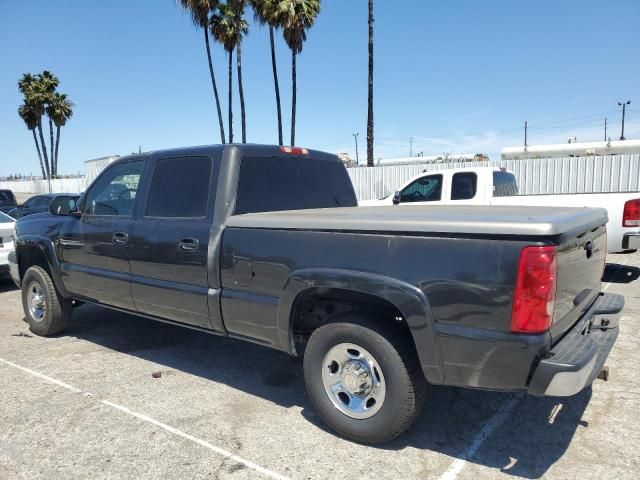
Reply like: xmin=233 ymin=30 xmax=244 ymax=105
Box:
xmin=409 ymin=137 xmax=413 ymax=157
xmin=353 ymin=133 xmax=360 ymax=165
xmin=604 ymin=117 xmax=607 ymax=142
xmin=618 ymin=100 xmax=631 ymax=140
xmin=524 ymin=121 xmax=528 ymax=151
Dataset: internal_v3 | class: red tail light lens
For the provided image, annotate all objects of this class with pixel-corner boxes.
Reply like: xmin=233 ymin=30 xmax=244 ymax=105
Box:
xmin=280 ymin=146 xmax=309 ymax=155
xmin=511 ymin=246 xmax=557 ymax=333
xmin=622 ymin=199 xmax=640 ymax=227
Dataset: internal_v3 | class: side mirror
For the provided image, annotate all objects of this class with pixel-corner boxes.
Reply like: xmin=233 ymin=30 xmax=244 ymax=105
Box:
xmin=392 ymin=191 xmax=401 ymax=205
xmin=49 ymin=196 xmax=78 ymax=216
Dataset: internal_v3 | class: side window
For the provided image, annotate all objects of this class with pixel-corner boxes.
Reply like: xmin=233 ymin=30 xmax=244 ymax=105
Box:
xmin=83 ymin=161 xmax=144 ymax=216
xmin=23 ymin=197 xmax=36 ymax=208
xmin=399 ymin=175 xmax=443 ymax=203
xmin=33 ymin=196 xmax=51 ymax=208
xmin=493 ymin=171 xmax=518 ymax=197
xmin=451 ymin=172 xmax=477 ymax=200
xmin=146 ymin=156 xmax=212 ymax=218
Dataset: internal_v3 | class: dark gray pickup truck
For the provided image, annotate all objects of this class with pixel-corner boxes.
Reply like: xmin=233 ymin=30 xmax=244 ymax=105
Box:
xmin=9 ymin=144 xmax=623 ymax=443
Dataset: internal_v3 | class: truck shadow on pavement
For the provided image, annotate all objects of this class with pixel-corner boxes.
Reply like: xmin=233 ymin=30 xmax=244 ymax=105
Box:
xmin=603 ymin=262 xmax=640 ymax=284
xmin=0 ymin=276 xmax=18 ymax=293
xmin=67 ymin=303 xmax=590 ymax=479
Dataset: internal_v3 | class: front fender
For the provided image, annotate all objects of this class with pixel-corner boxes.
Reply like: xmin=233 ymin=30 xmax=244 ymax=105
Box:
xmin=15 ymin=235 xmax=70 ymax=298
xmin=277 ymin=268 xmax=444 ymax=384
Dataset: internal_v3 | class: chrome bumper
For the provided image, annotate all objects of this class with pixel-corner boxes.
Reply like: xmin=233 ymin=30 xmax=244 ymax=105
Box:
xmin=528 ymin=293 xmax=623 ymax=397
xmin=623 ymin=233 xmax=640 ymax=250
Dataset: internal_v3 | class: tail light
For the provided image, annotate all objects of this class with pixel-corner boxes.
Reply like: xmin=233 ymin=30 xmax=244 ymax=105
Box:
xmin=622 ymin=199 xmax=640 ymax=227
xmin=511 ymin=246 xmax=557 ymax=333
xmin=280 ymin=146 xmax=309 ymax=155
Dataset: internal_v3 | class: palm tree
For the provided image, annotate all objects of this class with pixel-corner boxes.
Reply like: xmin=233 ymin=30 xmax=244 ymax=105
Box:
xmin=40 ymin=71 xmax=60 ymax=176
xmin=211 ymin=3 xmax=248 ymax=143
xmin=179 ymin=0 xmax=226 ymax=144
xmin=47 ymin=93 xmax=74 ymax=176
xmin=249 ymin=0 xmax=283 ymax=145
xmin=366 ymin=0 xmax=374 ymax=166
xmin=18 ymin=102 xmax=46 ymax=179
xmin=18 ymin=73 xmax=51 ymax=179
xmin=273 ymin=0 xmax=320 ymax=146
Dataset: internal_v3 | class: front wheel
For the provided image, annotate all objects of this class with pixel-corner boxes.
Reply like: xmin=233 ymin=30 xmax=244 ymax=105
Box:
xmin=303 ymin=313 xmax=426 ymax=444
xmin=21 ymin=266 xmax=72 ymax=336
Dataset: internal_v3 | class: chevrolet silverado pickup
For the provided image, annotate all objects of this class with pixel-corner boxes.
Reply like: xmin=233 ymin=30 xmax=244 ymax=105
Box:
xmin=9 ymin=145 xmax=623 ymax=444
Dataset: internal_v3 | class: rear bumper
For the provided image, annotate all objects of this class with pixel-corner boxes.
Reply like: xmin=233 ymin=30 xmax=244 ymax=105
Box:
xmin=622 ymin=233 xmax=640 ymax=250
xmin=528 ymin=293 xmax=623 ymax=397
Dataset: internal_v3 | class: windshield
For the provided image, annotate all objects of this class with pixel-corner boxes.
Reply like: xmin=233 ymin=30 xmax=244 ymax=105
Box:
xmin=0 ymin=211 xmax=14 ymax=223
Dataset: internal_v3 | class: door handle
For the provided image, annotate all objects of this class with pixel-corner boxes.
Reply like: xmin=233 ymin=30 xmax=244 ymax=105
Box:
xmin=112 ymin=231 xmax=129 ymax=245
xmin=178 ymin=237 xmax=199 ymax=252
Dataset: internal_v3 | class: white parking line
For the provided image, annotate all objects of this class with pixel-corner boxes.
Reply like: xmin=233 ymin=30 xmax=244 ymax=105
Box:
xmin=437 ymin=395 xmax=521 ymax=480
xmin=0 ymin=357 xmax=291 ymax=480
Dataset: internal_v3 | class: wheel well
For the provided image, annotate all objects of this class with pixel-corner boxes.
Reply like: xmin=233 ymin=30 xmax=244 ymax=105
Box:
xmin=17 ymin=245 xmax=50 ymax=280
xmin=290 ymin=287 xmax=414 ymax=354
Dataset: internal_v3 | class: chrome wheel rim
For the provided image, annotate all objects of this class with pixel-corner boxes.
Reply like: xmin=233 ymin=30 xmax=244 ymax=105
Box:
xmin=321 ymin=342 xmax=386 ymax=419
xmin=27 ymin=281 xmax=46 ymax=322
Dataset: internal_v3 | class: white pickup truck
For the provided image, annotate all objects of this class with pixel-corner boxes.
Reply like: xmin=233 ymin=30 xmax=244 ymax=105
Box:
xmin=360 ymin=166 xmax=640 ymax=253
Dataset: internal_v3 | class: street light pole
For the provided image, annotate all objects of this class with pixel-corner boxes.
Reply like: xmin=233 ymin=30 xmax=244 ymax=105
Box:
xmin=353 ymin=133 xmax=360 ymax=165
xmin=619 ymin=100 xmax=631 ymax=140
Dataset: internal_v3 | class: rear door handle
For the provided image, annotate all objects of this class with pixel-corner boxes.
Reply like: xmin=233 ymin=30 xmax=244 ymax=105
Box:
xmin=112 ymin=231 xmax=129 ymax=245
xmin=178 ymin=237 xmax=199 ymax=252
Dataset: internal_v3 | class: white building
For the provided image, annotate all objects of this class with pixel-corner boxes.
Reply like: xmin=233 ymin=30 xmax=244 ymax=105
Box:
xmin=502 ymin=139 xmax=640 ymax=160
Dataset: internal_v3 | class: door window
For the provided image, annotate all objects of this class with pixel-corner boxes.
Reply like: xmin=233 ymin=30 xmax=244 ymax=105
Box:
xmin=32 ymin=196 xmax=51 ymax=208
xmin=83 ymin=161 xmax=144 ymax=216
xmin=451 ymin=172 xmax=477 ymax=200
xmin=399 ymin=175 xmax=443 ymax=203
xmin=145 ymin=156 xmax=213 ymax=218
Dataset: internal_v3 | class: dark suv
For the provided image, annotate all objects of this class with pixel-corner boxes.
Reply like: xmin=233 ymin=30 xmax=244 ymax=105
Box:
xmin=0 ymin=189 xmax=18 ymax=215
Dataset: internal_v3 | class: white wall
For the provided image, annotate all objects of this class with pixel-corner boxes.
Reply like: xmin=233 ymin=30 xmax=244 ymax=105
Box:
xmin=0 ymin=177 xmax=86 ymax=194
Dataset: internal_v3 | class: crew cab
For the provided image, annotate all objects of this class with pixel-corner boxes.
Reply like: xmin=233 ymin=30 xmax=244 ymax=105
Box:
xmin=9 ymin=145 xmax=623 ymax=444
xmin=360 ymin=166 xmax=640 ymax=253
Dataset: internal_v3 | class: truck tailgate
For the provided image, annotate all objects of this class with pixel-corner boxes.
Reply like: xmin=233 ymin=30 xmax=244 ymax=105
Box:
xmin=551 ymin=224 xmax=607 ymax=342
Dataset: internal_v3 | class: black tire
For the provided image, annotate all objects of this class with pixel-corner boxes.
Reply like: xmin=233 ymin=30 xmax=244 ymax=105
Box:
xmin=21 ymin=266 xmax=71 ymax=336
xmin=303 ymin=312 xmax=426 ymax=444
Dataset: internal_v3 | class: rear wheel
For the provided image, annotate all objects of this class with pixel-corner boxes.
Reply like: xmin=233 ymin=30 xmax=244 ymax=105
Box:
xmin=21 ymin=266 xmax=71 ymax=336
xmin=303 ymin=312 xmax=426 ymax=444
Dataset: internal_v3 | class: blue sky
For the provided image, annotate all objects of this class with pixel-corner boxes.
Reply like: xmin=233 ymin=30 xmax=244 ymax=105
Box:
xmin=1 ymin=0 xmax=639 ymax=176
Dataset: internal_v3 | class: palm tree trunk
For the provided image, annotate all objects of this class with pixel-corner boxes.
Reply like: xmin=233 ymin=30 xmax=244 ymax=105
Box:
xmin=31 ymin=129 xmax=46 ymax=179
xmin=55 ymin=126 xmax=61 ymax=174
xmin=228 ymin=50 xmax=234 ymax=143
xmin=204 ymin=28 xmax=226 ymax=144
xmin=37 ymin=121 xmax=51 ymax=179
xmin=291 ymin=50 xmax=297 ymax=146
xmin=269 ymin=26 xmax=283 ymax=146
xmin=366 ymin=0 xmax=374 ymax=167
xmin=237 ymin=41 xmax=247 ymax=143
xmin=48 ymin=116 xmax=55 ymax=176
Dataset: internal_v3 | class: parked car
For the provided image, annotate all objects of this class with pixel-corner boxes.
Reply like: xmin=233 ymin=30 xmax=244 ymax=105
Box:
xmin=9 ymin=145 xmax=622 ymax=444
xmin=0 ymin=189 xmax=18 ymax=215
xmin=360 ymin=166 xmax=640 ymax=253
xmin=0 ymin=211 xmax=15 ymax=276
xmin=8 ymin=193 xmax=80 ymax=219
